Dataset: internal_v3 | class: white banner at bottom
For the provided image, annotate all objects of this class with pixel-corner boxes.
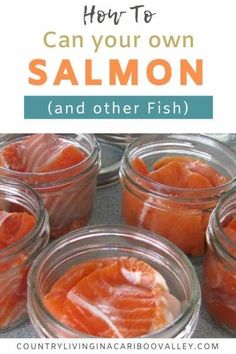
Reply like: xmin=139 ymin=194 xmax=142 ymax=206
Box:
xmin=0 ymin=338 xmax=234 ymax=354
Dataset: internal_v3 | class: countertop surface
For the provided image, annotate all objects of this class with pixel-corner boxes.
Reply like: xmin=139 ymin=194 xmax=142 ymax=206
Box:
xmin=0 ymin=183 xmax=233 ymax=339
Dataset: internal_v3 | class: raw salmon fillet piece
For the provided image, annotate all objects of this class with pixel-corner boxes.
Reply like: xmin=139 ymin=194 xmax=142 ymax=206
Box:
xmin=203 ymin=218 xmax=236 ymax=330
xmin=149 ymin=161 xmax=212 ymax=189
xmin=132 ymin=157 xmax=149 ymax=176
xmin=0 ymin=211 xmax=36 ymax=249
xmin=43 ymin=257 xmax=181 ymax=338
xmin=125 ymin=156 xmax=229 ymax=256
xmin=44 ymin=259 xmax=114 ymax=318
xmin=149 ymin=156 xmax=228 ymax=189
xmin=0 ymin=134 xmax=86 ymax=173
xmin=0 ymin=210 xmax=36 ymax=329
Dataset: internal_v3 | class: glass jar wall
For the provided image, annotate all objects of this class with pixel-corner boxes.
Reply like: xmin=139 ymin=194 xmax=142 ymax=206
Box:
xmin=203 ymin=190 xmax=236 ymax=333
xmin=0 ymin=177 xmax=49 ymax=332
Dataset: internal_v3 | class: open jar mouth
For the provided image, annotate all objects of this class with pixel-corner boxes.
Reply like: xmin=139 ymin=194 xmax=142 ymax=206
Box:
xmin=0 ymin=134 xmax=101 ymax=188
xmin=0 ymin=176 xmax=47 ymax=260
xmin=122 ymin=134 xmax=236 ymax=202
xmin=208 ymin=189 xmax=236 ymax=262
xmin=28 ymin=225 xmax=201 ymax=338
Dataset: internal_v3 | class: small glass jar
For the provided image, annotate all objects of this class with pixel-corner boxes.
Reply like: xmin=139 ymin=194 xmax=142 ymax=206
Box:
xmin=0 ymin=176 xmax=49 ymax=332
xmin=0 ymin=134 xmax=101 ymax=238
xmin=28 ymin=225 xmax=200 ymax=338
xmin=203 ymin=190 xmax=236 ymax=333
xmin=120 ymin=134 xmax=236 ymax=257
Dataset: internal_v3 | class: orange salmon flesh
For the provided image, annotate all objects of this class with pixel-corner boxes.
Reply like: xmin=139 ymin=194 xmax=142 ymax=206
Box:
xmin=43 ymin=257 xmax=182 ymax=338
xmin=0 ymin=210 xmax=36 ymax=329
xmin=121 ymin=156 xmax=229 ymax=257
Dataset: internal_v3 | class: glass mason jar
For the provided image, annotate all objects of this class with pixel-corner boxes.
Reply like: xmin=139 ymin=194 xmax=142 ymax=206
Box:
xmin=203 ymin=190 xmax=236 ymax=333
xmin=95 ymin=134 xmax=141 ymax=187
xmin=120 ymin=134 xmax=236 ymax=257
xmin=97 ymin=134 xmax=140 ymax=146
xmin=28 ymin=225 xmax=200 ymax=338
xmin=0 ymin=134 xmax=101 ymax=238
xmin=0 ymin=176 xmax=49 ymax=332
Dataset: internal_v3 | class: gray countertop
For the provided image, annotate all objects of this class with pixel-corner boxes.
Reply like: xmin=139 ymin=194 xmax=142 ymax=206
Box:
xmin=0 ymin=183 xmax=233 ymax=338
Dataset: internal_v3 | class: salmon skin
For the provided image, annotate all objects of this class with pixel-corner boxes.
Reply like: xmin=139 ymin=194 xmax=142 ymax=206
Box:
xmin=0 ymin=210 xmax=36 ymax=330
xmin=0 ymin=134 xmax=94 ymax=238
xmin=122 ymin=156 xmax=229 ymax=257
xmin=43 ymin=257 xmax=181 ymax=338
xmin=203 ymin=218 xmax=236 ymax=330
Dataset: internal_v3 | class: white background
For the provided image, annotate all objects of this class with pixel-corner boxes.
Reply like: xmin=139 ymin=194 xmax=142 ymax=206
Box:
xmin=0 ymin=0 xmax=235 ymax=133
xmin=0 ymin=339 xmax=233 ymax=354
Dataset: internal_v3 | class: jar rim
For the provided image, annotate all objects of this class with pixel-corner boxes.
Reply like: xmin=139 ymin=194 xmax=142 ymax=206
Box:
xmin=122 ymin=134 xmax=236 ymax=202
xmin=28 ymin=224 xmax=201 ymax=338
xmin=0 ymin=134 xmax=100 ymax=187
xmin=96 ymin=134 xmax=139 ymax=146
xmin=0 ymin=176 xmax=47 ymax=258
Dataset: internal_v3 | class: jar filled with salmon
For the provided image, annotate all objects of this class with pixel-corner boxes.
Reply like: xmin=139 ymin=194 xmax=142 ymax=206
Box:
xmin=0 ymin=176 xmax=49 ymax=332
xmin=28 ymin=225 xmax=200 ymax=338
xmin=203 ymin=190 xmax=236 ymax=333
xmin=0 ymin=134 xmax=101 ymax=238
xmin=120 ymin=134 xmax=236 ymax=257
